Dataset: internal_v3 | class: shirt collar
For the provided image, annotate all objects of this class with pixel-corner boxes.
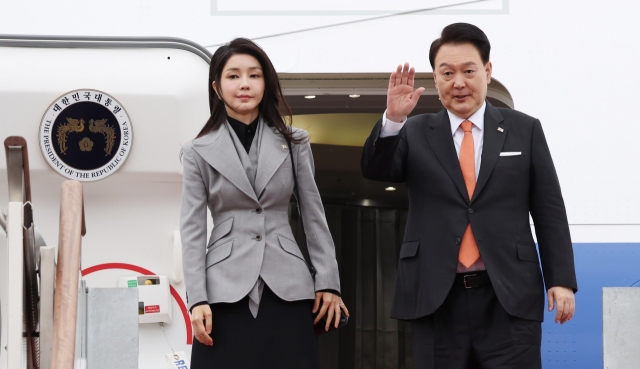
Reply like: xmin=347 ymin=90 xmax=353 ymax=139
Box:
xmin=448 ymin=101 xmax=486 ymax=136
xmin=227 ymin=115 xmax=259 ymax=132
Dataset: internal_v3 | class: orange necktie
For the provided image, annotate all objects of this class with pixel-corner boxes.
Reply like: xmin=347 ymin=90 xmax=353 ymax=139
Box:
xmin=458 ymin=120 xmax=480 ymax=267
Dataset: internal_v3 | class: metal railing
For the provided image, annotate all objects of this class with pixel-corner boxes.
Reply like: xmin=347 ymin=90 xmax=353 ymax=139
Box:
xmin=3 ymin=136 xmax=87 ymax=369
xmin=50 ymin=180 xmax=86 ymax=369
xmin=4 ymin=136 xmax=37 ymax=369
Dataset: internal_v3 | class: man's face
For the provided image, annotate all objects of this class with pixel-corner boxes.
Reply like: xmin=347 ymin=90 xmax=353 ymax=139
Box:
xmin=433 ymin=42 xmax=492 ymax=119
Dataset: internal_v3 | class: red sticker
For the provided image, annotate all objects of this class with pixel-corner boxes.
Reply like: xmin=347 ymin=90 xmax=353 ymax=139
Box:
xmin=145 ymin=305 xmax=160 ymax=314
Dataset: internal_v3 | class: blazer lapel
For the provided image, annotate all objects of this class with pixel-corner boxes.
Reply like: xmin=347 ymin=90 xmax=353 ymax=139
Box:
xmin=472 ymin=103 xmax=506 ymax=202
xmin=254 ymin=124 xmax=288 ymax=198
xmin=426 ymin=110 xmax=469 ymax=203
xmin=192 ymin=123 xmax=258 ymax=202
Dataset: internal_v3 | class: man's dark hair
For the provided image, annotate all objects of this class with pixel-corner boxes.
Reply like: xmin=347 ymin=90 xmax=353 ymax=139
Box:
xmin=429 ymin=23 xmax=491 ymax=69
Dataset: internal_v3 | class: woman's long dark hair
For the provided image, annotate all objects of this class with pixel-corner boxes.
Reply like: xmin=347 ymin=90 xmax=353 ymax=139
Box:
xmin=196 ymin=38 xmax=300 ymax=143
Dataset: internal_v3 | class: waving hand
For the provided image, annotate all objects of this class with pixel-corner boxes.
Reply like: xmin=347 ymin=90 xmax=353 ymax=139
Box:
xmin=386 ymin=63 xmax=425 ymax=122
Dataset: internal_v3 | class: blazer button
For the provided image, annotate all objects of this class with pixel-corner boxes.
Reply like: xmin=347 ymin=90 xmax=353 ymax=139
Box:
xmin=456 ymin=238 xmax=461 ymax=245
xmin=255 ymin=235 xmax=262 ymax=241
xmin=255 ymin=208 xmax=263 ymax=214
xmin=468 ymin=208 xmax=474 ymax=214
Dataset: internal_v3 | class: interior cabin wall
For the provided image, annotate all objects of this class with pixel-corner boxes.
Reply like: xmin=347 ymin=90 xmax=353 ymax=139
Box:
xmin=291 ymin=204 xmax=412 ymax=369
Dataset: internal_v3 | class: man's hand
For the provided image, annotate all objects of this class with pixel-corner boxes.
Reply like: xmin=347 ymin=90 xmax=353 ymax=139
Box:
xmin=312 ymin=291 xmax=350 ymax=332
xmin=191 ymin=304 xmax=213 ymax=346
xmin=547 ymin=286 xmax=575 ymax=324
xmin=387 ymin=62 xmax=425 ymax=123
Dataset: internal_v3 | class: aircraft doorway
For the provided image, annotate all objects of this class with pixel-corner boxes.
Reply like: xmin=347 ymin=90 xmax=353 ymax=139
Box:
xmin=282 ymin=73 xmax=514 ymax=209
xmin=282 ymin=73 xmax=514 ymax=369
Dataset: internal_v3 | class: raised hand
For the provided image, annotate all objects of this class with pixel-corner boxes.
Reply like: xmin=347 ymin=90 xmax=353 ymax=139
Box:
xmin=387 ymin=62 xmax=425 ymax=123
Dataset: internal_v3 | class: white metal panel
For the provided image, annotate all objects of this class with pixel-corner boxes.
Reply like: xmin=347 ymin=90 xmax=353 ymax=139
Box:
xmin=0 ymin=46 xmax=209 ymax=178
xmin=0 ymin=216 xmax=7 ymax=369
xmin=2 ymin=0 xmax=639 ymax=228
xmin=38 ymin=246 xmax=56 ymax=369
xmin=5 ymin=202 xmax=23 ymax=369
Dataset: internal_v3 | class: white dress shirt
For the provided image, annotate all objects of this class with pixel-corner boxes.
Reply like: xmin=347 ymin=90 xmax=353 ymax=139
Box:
xmin=380 ymin=102 xmax=487 ymax=273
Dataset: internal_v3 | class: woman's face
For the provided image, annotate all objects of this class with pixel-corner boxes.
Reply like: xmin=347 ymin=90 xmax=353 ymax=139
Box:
xmin=214 ymin=53 xmax=265 ymax=121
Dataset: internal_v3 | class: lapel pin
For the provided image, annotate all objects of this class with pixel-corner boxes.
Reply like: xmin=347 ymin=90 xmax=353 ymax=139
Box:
xmin=281 ymin=144 xmax=287 ymax=149
xmin=497 ymin=127 xmax=504 ymax=133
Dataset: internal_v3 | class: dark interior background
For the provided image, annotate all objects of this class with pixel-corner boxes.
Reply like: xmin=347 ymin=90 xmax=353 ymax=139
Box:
xmin=290 ymin=205 xmax=413 ymax=369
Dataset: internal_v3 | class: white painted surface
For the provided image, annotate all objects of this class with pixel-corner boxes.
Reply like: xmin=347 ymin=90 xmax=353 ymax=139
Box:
xmin=171 ymin=231 xmax=184 ymax=284
xmin=0 ymin=45 xmax=210 ymax=368
xmin=0 ymin=218 xmax=7 ymax=369
xmin=532 ymin=225 xmax=640 ymax=244
xmin=1 ymin=0 xmax=639 ymax=230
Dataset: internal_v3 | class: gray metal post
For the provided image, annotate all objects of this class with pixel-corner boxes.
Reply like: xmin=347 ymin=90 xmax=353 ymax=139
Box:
xmin=86 ymin=288 xmax=139 ymax=369
xmin=603 ymin=287 xmax=640 ymax=368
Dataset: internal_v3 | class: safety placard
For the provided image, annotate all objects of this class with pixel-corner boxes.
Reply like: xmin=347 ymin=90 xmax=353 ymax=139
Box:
xmin=144 ymin=305 xmax=160 ymax=314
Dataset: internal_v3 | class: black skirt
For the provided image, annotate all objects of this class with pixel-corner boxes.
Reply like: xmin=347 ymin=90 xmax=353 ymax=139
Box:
xmin=190 ymin=284 xmax=320 ymax=369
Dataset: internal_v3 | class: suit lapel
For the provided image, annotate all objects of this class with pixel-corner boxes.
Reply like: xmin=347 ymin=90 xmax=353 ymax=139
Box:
xmin=472 ymin=103 xmax=506 ymax=202
xmin=426 ymin=110 xmax=469 ymax=203
xmin=192 ymin=122 xmax=258 ymax=202
xmin=254 ymin=123 xmax=288 ymax=198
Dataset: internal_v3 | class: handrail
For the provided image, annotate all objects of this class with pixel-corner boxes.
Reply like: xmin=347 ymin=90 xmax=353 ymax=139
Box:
xmin=3 ymin=136 xmax=80 ymax=368
xmin=4 ymin=136 xmax=40 ymax=369
xmin=4 ymin=136 xmax=31 ymax=203
xmin=50 ymin=180 xmax=86 ymax=369
xmin=0 ymin=35 xmax=212 ymax=64
xmin=4 ymin=137 xmax=28 ymax=368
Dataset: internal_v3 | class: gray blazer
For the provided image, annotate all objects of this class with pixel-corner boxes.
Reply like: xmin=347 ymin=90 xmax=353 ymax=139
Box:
xmin=180 ymin=122 xmax=340 ymax=310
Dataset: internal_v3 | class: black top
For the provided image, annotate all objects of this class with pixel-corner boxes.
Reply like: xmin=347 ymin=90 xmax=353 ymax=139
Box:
xmin=227 ymin=116 xmax=260 ymax=153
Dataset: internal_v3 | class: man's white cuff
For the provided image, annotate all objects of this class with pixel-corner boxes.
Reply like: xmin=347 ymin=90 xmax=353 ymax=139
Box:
xmin=380 ymin=110 xmax=407 ymax=138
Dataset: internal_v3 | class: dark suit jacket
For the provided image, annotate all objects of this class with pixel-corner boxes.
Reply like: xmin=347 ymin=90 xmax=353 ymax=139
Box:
xmin=361 ymin=102 xmax=577 ymax=322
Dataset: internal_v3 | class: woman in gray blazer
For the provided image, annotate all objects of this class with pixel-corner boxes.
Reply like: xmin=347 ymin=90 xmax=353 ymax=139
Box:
xmin=181 ymin=38 xmax=348 ymax=368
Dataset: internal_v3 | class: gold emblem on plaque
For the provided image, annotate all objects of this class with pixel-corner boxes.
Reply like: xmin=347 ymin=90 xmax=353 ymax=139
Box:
xmin=79 ymin=137 xmax=94 ymax=152
xmin=55 ymin=117 xmax=116 ymax=156
xmin=40 ymin=89 xmax=133 ymax=181
xmin=57 ymin=117 xmax=85 ymax=154
xmin=89 ymin=119 xmax=116 ymax=156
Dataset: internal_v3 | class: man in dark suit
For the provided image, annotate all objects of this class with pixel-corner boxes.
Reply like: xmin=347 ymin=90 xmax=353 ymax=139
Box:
xmin=361 ymin=23 xmax=577 ymax=369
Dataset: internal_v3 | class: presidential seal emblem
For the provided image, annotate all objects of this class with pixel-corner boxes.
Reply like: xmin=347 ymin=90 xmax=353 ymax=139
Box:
xmin=39 ymin=89 xmax=133 ymax=181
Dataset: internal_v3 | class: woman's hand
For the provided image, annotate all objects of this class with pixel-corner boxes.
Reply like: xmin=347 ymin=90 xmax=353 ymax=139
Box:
xmin=312 ymin=291 xmax=350 ymax=332
xmin=191 ymin=304 xmax=213 ymax=346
